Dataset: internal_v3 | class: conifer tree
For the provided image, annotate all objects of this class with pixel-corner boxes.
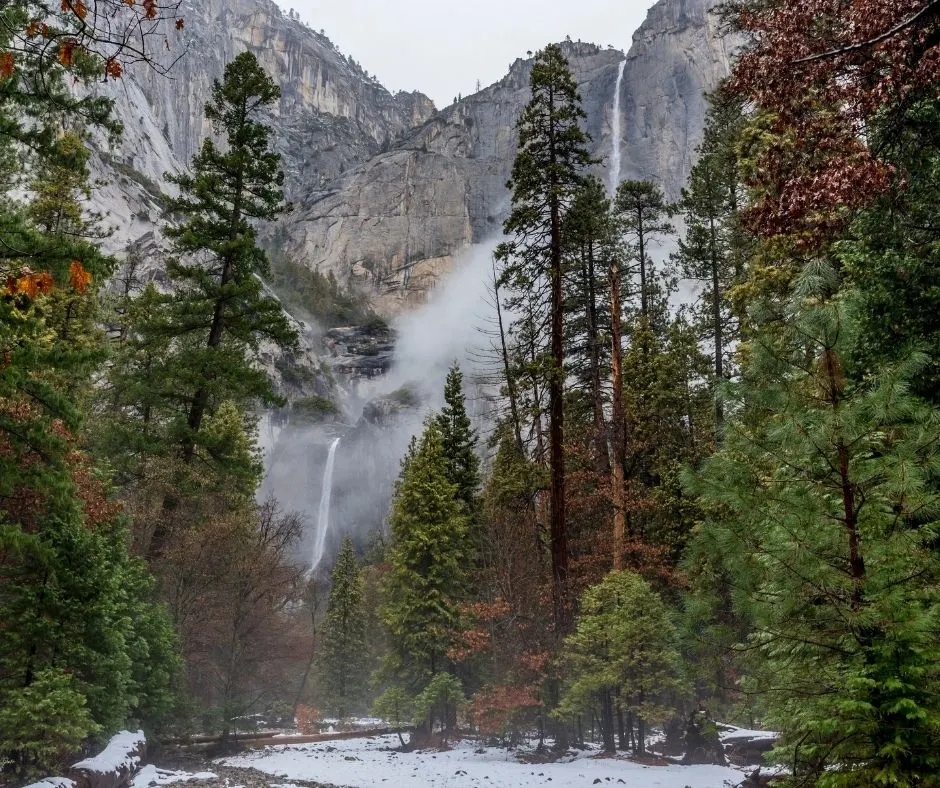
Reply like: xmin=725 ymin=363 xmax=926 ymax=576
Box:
xmin=500 ymin=43 xmax=592 ymax=630
xmin=382 ymin=421 xmax=469 ymax=688
xmin=687 ymin=261 xmax=940 ymax=784
xmin=673 ymin=89 xmax=750 ymax=427
xmin=158 ymin=51 xmax=296 ymax=462
xmin=321 ymin=537 xmax=367 ymax=718
xmin=436 ymin=363 xmax=481 ymax=515
xmin=557 ymin=571 xmax=686 ymax=754
xmin=563 ymin=175 xmax=616 ymax=474
xmin=614 ymin=180 xmax=674 ymax=327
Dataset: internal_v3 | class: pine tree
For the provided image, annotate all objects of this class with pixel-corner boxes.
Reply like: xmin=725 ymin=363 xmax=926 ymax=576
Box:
xmin=557 ymin=571 xmax=686 ymax=755
xmin=382 ymin=421 xmax=469 ymax=689
xmin=500 ymin=42 xmax=593 ymax=631
xmin=673 ymin=88 xmax=750 ymax=428
xmin=158 ymin=51 xmax=297 ymax=462
xmin=614 ymin=180 xmax=674 ymax=327
xmin=436 ymin=362 xmax=481 ymax=515
xmin=321 ymin=537 xmax=367 ymax=718
xmin=687 ymin=261 xmax=940 ymax=784
xmin=563 ymin=175 xmax=616 ymax=474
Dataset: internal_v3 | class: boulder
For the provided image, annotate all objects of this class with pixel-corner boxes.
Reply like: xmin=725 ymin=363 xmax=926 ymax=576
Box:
xmin=68 ymin=730 xmax=146 ymax=788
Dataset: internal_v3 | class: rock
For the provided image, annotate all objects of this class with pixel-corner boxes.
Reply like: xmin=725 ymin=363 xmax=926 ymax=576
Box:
xmin=736 ymin=769 xmax=778 ymax=787
xmin=83 ymin=0 xmax=734 ymax=319
xmin=68 ymin=730 xmax=146 ymax=788
xmin=281 ymin=11 xmax=735 ymax=316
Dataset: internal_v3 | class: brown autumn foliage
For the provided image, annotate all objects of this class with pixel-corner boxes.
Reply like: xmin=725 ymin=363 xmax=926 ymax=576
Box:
xmin=726 ymin=0 xmax=940 ymax=240
xmin=154 ymin=495 xmax=308 ymax=725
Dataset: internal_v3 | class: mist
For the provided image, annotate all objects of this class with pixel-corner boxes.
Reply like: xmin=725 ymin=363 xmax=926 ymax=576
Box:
xmin=259 ymin=241 xmax=502 ymax=576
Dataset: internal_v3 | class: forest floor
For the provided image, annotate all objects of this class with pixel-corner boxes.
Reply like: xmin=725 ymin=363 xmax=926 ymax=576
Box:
xmin=208 ymin=733 xmax=754 ymax=788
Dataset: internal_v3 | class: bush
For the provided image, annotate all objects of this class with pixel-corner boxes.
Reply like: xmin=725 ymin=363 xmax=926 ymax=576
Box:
xmin=0 ymin=668 xmax=101 ymax=782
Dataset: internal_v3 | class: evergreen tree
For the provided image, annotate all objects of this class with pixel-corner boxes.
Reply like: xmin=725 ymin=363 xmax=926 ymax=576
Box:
xmin=614 ymin=180 xmax=674 ymax=328
xmin=557 ymin=571 xmax=686 ymax=754
xmin=500 ymin=42 xmax=593 ymax=631
xmin=563 ymin=175 xmax=616 ymax=474
xmin=321 ymin=537 xmax=367 ymax=718
xmin=382 ymin=421 xmax=469 ymax=689
xmin=687 ymin=261 xmax=940 ymax=784
xmin=673 ymin=88 xmax=750 ymax=427
xmin=0 ymin=135 xmax=178 ymax=782
xmin=436 ymin=362 xmax=481 ymax=515
xmin=157 ymin=51 xmax=297 ymax=462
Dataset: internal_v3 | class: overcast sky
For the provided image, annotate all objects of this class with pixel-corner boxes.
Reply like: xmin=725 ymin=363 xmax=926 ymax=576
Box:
xmin=275 ymin=0 xmax=660 ymax=107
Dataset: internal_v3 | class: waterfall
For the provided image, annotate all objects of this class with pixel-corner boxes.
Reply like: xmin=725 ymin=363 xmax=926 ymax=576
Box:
xmin=609 ymin=59 xmax=627 ymax=195
xmin=310 ymin=437 xmax=341 ymax=574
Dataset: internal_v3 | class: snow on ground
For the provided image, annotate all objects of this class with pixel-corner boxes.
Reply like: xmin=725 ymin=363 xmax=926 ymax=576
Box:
xmin=717 ymin=725 xmax=779 ymax=743
xmin=23 ymin=778 xmax=75 ymax=788
xmin=72 ymin=730 xmax=146 ymax=775
xmin=132 ymin=764 xmax=218 ymax=788
xmin=222 ymin=734 xmax=749 ymax=788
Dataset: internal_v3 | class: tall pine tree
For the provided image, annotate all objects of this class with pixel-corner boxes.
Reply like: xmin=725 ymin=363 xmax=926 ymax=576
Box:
xmin=381 ymin=422 xmax=469 ymax=690
xmin=436 ymin=362 xmax=481 ymax=516
xmin=500 ymin=43 xmax=592 ymax=631
xmin=687 ymin=261 xmax=940 ymax=784
xmin=158 ymin=51 xmax=296 ymax=463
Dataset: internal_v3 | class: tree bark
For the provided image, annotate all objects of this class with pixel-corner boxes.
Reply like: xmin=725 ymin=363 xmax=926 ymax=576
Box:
xmin=547 ymin=86 xmax=569 ymax=636
xmin=609 ymin=257 xmax=626 ymax=571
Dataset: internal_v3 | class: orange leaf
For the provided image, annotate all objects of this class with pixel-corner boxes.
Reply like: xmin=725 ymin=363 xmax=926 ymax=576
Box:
xmin=14 ymin=272 xmax=55 ymax=300
xmin=105 ymin=58 xmax=122 ymax=78
xmin=0 ymin=53 xmax=14 ymax=78
xmin=58 ymin=38 xmax=78 ymax=67
xmin=175 ymin=18 xmax=184 ymax=30
xmin=59 ymin=0 xmax=86 ymax=18
xmin=69 ymin=261 xmax=92 ymax=295
xmin=143 ymin=0 xmax=157 ymax=19
xmin=25 ymin=20 xmax=41 ymax=38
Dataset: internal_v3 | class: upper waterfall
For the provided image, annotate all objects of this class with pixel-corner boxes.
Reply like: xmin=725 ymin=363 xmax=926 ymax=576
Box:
xmin=609 ymin=58 xmax=628 ymax=195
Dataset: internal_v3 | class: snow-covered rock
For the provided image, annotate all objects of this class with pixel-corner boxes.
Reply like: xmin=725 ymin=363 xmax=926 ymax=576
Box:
xmin=69 ymin=730 xmax=146 ymax=788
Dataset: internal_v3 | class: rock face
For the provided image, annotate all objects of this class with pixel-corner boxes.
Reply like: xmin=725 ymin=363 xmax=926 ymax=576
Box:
xmin=89 ymin=0 xmax=732 ymax=319
xmin=278 ymin=0 xmax=735 ymax=316
xmin=89 ymin=0 xmax=435 ymax=256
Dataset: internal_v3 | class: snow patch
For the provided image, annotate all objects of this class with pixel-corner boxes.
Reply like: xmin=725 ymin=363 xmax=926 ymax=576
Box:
xmin=718 ymin=725 xmax=779 ymax=743
xmin=23 ymin=778 xmax=76 ymax=788
xmin=131 ymin=764 xmax=217 ymax=788
xmin=222 ymin=733 xmax=748 ymax=788
xmin=72 ymin=730 xmax=146 ymax=776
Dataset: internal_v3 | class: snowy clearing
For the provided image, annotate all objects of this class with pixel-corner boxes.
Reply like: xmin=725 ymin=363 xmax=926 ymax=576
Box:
xmin=222 ymin=734 xmax=750 ymax=788
xmin=132 ymin=764 xmax=218 ymax=788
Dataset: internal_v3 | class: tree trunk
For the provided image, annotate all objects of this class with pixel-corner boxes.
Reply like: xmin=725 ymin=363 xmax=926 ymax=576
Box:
xmin=548 ymin=100 xmax=569 ymax=634
xmin=601 ymin=690 xmax=616 ymax=753
xmin=709 ymin=215 xmax=724 ymax=429
xmin=583 ymin=245 xmax=610 ymax=475
xmin=637 ymin=210 xmax=647 ymax=318
xmin=609 ymin=257 xmax=626 ymax=571
xmin=493 ymin=261 xmax=524 ymax=454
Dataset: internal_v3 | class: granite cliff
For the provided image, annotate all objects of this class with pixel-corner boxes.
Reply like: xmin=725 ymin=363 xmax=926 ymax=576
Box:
xmin=89 ymin=0 xmax=733 ymax=318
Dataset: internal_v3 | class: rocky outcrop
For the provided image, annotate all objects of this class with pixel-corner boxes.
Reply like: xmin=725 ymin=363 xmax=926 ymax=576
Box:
xmin=279 ymin=0 xmax=734 ymax=316
xmin=68 ymin=730 xmax=146 ymax=788
xmin=617 ymin=0 xmax=738 ymax=198
xmin=88 ymin=0 xmax=733 ymax=319
xmin=88 ymin=0 xmax=435 ymax=258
